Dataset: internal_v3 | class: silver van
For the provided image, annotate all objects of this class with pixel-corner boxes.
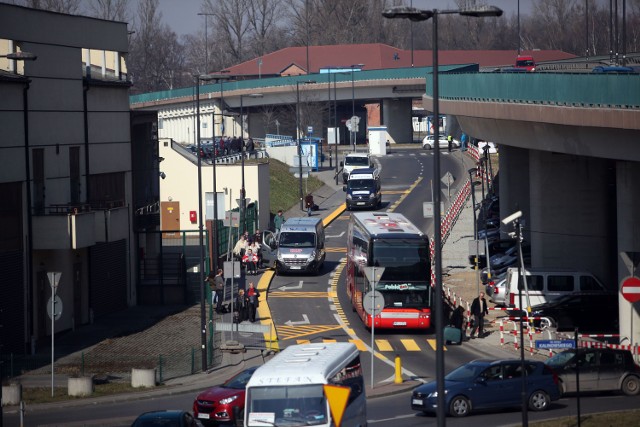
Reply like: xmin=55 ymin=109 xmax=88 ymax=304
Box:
xmin=262 ymin=217 xmax=325 ymax=275
xmin=505 ymin=267 xmax=608 ymax=309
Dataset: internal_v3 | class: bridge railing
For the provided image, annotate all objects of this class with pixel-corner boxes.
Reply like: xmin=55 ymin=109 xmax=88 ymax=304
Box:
xmin=432 ymin=72 xmax=640 ymax=109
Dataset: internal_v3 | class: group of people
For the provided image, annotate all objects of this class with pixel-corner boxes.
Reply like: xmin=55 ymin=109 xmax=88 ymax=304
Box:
xmin=207 ymin=269 xmax=261 ymax=323
xmin=232 ymin=230 xmax=264 ymax=273
xmin=448 ymin=291 xmax=489 ymax=342
xmin=235 ymin=282 xmax=260 ymax=323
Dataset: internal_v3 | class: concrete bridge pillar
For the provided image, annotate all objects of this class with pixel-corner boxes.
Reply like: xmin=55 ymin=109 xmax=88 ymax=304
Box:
xmin=616 ymin=161 xmax=640 ymax=350
xmin=498 ymin=145 xmax=530 ymax=242
xmin=529 ymin=151 xmax=611 ymax=281
xmin=382 ymin=98 xmax=413 ymax=144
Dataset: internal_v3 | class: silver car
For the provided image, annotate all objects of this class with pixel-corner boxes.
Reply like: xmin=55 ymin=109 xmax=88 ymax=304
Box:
xmin=422 ymin=135 xmax=460 ymax=150
xmin=486 ymin=277 xmax=509 ymax=306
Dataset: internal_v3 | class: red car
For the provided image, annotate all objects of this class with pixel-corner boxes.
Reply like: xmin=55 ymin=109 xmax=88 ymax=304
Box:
xmin=193 ymin=366 xmax=257 ymax=425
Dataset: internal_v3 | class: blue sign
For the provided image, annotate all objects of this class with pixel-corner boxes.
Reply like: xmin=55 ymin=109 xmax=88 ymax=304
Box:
xmin=535 ymin=340 xmax=575 ymax=350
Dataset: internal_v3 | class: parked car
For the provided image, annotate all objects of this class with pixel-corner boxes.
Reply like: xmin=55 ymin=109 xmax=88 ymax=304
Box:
xmin=131 ymin=410 xmax=204 ymax=427
xmin=468 ymin=238 xmax=516 ymax=268
xmin=486 ymin=277 xmax=509 ymax=306
xmin=422 ymin=134 xmax=460 ymax=150
xmin=527 ymin=292 xmax=619 ymax=332
xmin=545 ymin=348 xmax=640 ymax=396
xmin=477 ymin=141 xmax=498 ymax=154
xmin=193 ymin=366 xmax=258 ymax=425
xmin=411 ymin=359 xmax=560 ymax=417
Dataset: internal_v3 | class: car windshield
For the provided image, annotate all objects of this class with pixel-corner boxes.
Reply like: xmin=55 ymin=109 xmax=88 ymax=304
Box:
xmin=348 ymin=179 xmax=376 ymax=190
xmin=345 ymin=157 xmax=369 ymax=166
xmin=445 ymin=363 xmax=488 ymax=381
xmin=224 ymin=368 xmax=256 ymax=389
xmin=545 ymin=350 xmax=576 ymax=367
xmin=279 ymin=232 xmax=315 ymax=248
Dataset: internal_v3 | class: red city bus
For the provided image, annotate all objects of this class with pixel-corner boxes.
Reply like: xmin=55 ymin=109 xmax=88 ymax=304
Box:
xmin=346 ymin=212 xmax=432 ymax=330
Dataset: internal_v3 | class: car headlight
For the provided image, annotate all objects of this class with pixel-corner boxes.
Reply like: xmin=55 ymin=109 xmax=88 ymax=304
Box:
xmin=309 ymin=250 xmax=316 ymax=260
xmin=219 ymin=395 xmax=238 ymax=405
xmin=346 ymin=193 xmax=352 ymax=200
xmin=277 ymin=251 xmax=285 ymax=261
xmin=369 ymin=193 xmax=376 ymax=199
xmin=428 ymin=390 xmax=447 ymax=398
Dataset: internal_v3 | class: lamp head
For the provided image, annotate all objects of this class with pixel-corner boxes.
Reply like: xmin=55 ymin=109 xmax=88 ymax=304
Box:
xmin=382 ymin=6 xmax=433 ymax=21
xmin=458 ymin=6 xmax=503 ymax=17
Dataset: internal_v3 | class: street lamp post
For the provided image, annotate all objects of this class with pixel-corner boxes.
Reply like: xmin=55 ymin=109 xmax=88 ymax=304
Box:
xmin=197 ymin=13 xmax=215 ymax=73
xmin=239 ymin=93 xmax=263 ymax=233
xmin=468 ymin=169 xmax=480 ymax=296
xmin=350 ymin=64 xmax=364 ymax=151
xmin=199 ymin=74 xmax=232 ymax=272
xmin=382 ymin=6 xmax=502 ymax=427
xmin=295 ymin=80 xmax=316 ymax=210
xmin=194 ymin=75 xmax=208 ymax=371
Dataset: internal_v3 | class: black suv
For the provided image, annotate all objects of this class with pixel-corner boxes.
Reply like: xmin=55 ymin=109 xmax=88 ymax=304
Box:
xmin=528 ymin=292 xmax=618 ymax=332
xmin=545 ymin=348 xmax=640 ymax=396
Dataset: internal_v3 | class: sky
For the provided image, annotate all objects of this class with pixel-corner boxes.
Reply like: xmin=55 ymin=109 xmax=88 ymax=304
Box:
xmin=142 ymin=0 xmax=534 ymax=38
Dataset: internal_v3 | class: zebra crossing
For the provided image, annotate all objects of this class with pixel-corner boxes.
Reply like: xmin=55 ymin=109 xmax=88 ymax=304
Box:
xmin=280 ymin=336 xmax=450 ymax=352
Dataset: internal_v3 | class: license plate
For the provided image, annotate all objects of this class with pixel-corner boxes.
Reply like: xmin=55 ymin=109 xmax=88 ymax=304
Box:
xmin=357 ymin=202 xmax=365 ymax=205
xmin=197 ymin=414 xmax=210 ymax=419
xmin=393 ymin=321 xmax=407 ymax=326
xmin=290 ymin=266 xmax=301 ymax=270
xmin=412 ymin=399 xmax=423 ymax=405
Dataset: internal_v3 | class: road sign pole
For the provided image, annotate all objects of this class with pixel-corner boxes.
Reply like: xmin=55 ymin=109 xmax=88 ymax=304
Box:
xmin=370 ymin=267 xmax=375 ymax=389
xmin=47 ymin=272 xmax=61 ymax=397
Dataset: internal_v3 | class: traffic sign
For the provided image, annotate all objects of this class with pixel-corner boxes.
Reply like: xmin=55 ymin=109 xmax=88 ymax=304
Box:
xmin=47 ymin=295 xmax=63 ymax=321
xmin=47 ymin=271 xmax=62 ymax=291
xmin=324 ymin=384 xmax=351 ymax=427
xmin=621 ymin=276 xmax=640 ymax=303
xmin=362 ymin=291 xmax=384 ymax=316
xmin=535 ymin=339 xmax=575 ymax=349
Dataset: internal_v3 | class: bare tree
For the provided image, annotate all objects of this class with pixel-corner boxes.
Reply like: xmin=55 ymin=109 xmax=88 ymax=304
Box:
xmin=204 ymin=0 xmax=251 ymax=65
xmin=246 ymin=0 xmax=286 ymax=58
xmin=128 ymin=0 xmax=185 ymax=93
xmin=24 ymin=0 xmax=81 ymax=14
xmin=87 ymin=0 xmax=130 ymax=22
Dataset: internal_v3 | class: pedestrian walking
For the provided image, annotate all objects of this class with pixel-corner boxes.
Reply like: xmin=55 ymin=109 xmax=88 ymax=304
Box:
xmin=470 ymin=291 xmax=489 ymax=338
xmin=461 ymin=133 xmax=468 ymax=151
xmin=274 ymin=210 xmax=285 ymax=235
xmin=246 ymin=282 xmax=260 ymax=322
xmin=304 ymin=193 xmax=314 ymax=216
xmin=447 ymin=134 xmax=453 ymax=152
xmin=213 ymin=268 xmax=225 ymax=313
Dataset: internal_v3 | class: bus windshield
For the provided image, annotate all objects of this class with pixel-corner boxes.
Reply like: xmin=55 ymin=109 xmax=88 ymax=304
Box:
xmin=348 ymin=179 xmax=376 ymax=191
xmin=372 ymin=239 xmax=428 ymax=280
xmin=246 ymin=384 xmax=328 ymax=426
xmin=279 ymin=232 xmax=316 ymax=248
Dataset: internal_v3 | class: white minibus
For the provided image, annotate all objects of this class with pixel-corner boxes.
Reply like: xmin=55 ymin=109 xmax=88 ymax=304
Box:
xmin=244 ymin=343 xmax=367 ymax=427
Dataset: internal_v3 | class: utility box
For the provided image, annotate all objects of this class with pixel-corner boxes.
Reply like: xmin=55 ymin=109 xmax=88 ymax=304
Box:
xmin=368 ymin=126 xmax=387 ymax=156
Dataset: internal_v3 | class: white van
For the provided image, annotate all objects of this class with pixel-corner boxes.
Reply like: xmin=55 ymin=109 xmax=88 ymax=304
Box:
xmin=340 ymin=152 xmax=372 ymax=183
xmin=506 ymin=267 xmax=608 ymax=309
xmin=262 ymin=217 xmax=325 ymax=275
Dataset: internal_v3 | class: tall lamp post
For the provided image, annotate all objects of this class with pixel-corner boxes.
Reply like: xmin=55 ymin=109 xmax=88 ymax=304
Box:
xmin=200 ymin=74 xmax=232 ymax=272
xmin=239 ymin=93 xmax=263 ymax=233
xmin=350 ymin=64 xmax=364 ymax=151
xmin=467 ymin=168 xmax=480 ymax=296
xmin=382 ymin=6 xmax=502 ymax=427
xmin=295 ymin=80 xmax=316 ymax=210
xmin=1 ymin=49 xmax=37 ymax=427
xmin=197 ymin=12 xmax=215 ymax=73
xmin=194 ymin=74 xmax=208 ymax=371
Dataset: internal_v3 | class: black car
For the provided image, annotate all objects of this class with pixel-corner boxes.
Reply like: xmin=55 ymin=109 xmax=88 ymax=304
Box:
xmin=528 ymin=292 xmax=618 ymax=332
xmin=131 ymin=410 xmax=204 ymax=426
xmin=545 ymin=348 xmax=640 ymax=395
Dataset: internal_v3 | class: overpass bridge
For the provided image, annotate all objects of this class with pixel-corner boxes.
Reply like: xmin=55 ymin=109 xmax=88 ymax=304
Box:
xmin=131 ymin=63 xmax=640 ymax=347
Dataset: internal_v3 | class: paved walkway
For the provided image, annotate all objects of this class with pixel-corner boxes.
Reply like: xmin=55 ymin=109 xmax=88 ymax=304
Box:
xmin=4 ymin=145 xmax=548 ymax=417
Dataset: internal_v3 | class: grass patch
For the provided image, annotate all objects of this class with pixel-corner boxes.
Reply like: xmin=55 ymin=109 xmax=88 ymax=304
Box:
xmin=21 ymin=381 xmax=152 ymax=404
xmin=529 ymin=410 xmax=640 ymax=427
xmin=268 ymin=158 xmax=324 ymax=215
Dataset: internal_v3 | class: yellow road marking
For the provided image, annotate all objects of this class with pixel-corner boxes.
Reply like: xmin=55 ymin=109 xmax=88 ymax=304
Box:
xmin=277 ymin=324 xmax=345 ymax=341
xmin=375 ymin=339 xmax=393 ymax=352
xmin=349 ymin=339 xmax=368 ymax=352
xmin=426 ymin=339 xmax=448 ymax=351
xmin=269 ymin=291 xmax=329 ymax=298
xmin=401 ymin=339 xmax=421 ymax=351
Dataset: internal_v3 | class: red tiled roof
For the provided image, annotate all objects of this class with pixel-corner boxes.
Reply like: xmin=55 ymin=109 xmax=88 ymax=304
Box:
xmin=221 ymin=44 xmax=576 ymax=77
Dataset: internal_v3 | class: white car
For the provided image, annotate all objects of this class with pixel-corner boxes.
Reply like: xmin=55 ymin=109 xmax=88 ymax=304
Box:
xmin=421 ymin=135 xmax=460 ymax=150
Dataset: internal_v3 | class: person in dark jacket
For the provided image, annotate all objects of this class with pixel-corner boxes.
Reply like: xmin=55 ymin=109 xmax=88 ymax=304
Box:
xmin=470 ymin=291 xmax=489 ymax=338
xmin=235 ymin=289 xmax=248 ymax=322
xmin=449 ymin=305 xmax=466 ymax=340
xmin=246 ymin=282 xmax=260 ymax=322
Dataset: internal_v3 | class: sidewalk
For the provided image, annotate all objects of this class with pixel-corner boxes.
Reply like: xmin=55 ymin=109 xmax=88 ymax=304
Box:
xmin=5 ymin=145 xmax=540 ymax=416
